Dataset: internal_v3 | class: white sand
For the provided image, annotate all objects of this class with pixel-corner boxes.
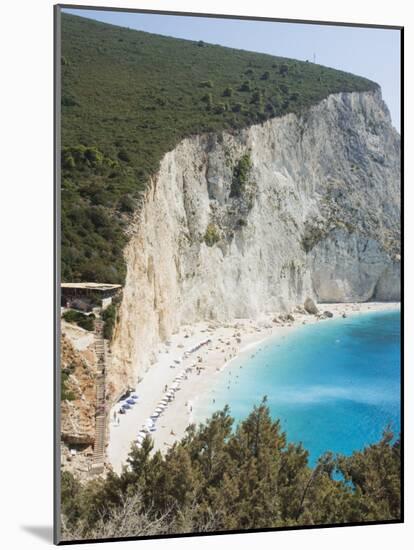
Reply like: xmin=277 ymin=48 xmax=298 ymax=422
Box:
xmin=107 ymin=302 xmax=400 ymax=473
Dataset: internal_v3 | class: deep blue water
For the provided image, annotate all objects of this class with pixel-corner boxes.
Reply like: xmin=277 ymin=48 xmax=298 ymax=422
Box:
xmin=195 ymin=310 xmax=401 ymax=465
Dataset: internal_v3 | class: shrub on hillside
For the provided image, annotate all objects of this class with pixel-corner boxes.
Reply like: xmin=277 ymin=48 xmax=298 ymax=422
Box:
xmin=239 ymin=80 xmax=251 ymax=92
xmin=102 ymin=303 xmax=117 ymax=340
xmin=204 ymin=223 xmax=220 ymax=247
xmin=62 ymin=310 xmax=95 ymax=331
xmin=230 ymin=153 xmax=252 ymax=197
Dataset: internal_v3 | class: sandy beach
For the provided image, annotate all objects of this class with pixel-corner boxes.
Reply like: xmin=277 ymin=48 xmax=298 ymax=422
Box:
xmin=107 ymin=301 xmax=400 ymax=474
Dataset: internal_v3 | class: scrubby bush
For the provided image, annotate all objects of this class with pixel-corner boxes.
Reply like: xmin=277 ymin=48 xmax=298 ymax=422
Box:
xmin=214 ymin=102 xmax=227 ymax=114
xmin=232 ymin=103 xmax=243 ymax=113
xmin=204 ymin=223 xmax=220 ymax=247
xmin=102 ymin=304 xmax=117 ymax=340
xmin=279 ymin=63 xmax=289 ymax=76
xmin=61 ymin=376 xmax=76 ymax=401
xmin=230 ymin=153 xmax=252 ymax=197
xmin=118 ymin=149 xmax=131 ymax=162
xmin=239 ymin=80 xmax=251 ymax=92
xmin=119 ymin=194 xmax=136 ymax=213
xmin=251 ymin=90 xmax=262 ymax=104
xmin=62 ymin=95 xmax=79 ymax=107
xmin=201 ymin=93 xmax=213 ymax=111
xmin=62 ymin=310 xmax=95 ymax=331
xmin=61 ymin=365 xmax=76 ymax=401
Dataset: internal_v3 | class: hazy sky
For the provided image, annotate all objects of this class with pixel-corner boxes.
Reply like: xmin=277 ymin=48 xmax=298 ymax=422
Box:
xmin=63 ymin=8 xmax=401 ymax=131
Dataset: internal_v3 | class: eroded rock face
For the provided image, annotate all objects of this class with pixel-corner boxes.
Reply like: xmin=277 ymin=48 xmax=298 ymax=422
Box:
xmin=309 ymin=230 xmax=400 ymax=303
xmin=61 ymin=334 xmax=96 ymax=446
xmin=109 ymin=89 xmax=400 ymax=394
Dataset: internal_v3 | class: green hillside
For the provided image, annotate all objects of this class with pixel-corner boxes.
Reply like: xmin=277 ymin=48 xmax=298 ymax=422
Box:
xmin=60 ymin=13 xmax=378 ymax=284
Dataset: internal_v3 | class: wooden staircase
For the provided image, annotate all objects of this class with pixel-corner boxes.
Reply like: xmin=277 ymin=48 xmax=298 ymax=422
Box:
xmin=90 ymin=319 xmax=107 ymax=475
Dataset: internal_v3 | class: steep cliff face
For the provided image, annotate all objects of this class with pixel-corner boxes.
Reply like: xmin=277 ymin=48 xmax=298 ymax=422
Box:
xmin=61 ymin=330 xmax=97 ymax=446
xmin=110 ymin=89 xmax=400 ymax=390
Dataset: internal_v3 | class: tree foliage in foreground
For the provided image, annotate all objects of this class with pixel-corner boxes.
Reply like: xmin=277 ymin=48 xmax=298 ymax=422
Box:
xmin=61 ymin=400 xmax=400 ymax=540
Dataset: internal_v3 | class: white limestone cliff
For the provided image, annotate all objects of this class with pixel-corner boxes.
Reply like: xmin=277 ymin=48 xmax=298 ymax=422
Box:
xmin=109 ymin=89 xmax=400 ymax=392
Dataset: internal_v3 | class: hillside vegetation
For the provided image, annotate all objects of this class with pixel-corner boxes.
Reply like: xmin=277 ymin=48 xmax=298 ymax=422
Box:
xmin=61 ymin=401 xmax=400 ymax=540
xmin=61 ymin=13 xmax=378 ymax=284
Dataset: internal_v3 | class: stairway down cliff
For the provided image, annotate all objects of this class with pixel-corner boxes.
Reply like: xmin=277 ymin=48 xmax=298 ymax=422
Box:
xmin=109 ymin=89 xmax=400 ymax=390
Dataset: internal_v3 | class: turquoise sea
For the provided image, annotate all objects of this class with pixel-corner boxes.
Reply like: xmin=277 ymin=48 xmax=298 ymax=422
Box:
xmin=195 ymin=310 xmax=401 ymax=465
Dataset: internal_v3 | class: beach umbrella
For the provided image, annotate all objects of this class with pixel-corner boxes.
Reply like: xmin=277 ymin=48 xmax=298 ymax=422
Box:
xmin=126 ymin=399 xmax=135 ymax=405
xmin=131 ymin=394 xmax=138 ymax=399
xmin=150 ymin=411 xmax=160 ymax=418
xmin=155 ymin=407 xmax=163 ymax=413
xmin=122 ymin=404 xmax=131 ymax=410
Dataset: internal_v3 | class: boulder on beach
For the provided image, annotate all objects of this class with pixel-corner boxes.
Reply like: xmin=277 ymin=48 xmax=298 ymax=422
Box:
xmin=317 ymin=310 xmax=333 ymax=320
xmin=278 ymin=313 xmax=292 ymax=323
xmin=304 ymin=297 xmax=319 ymax=315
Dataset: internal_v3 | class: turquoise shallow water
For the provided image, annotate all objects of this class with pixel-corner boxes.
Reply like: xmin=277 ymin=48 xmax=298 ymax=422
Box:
xmin=195 ymin=310 xmax=401 ymax=465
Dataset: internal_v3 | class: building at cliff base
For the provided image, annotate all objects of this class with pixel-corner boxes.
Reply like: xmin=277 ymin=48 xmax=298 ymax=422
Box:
xmin=61 ymin=282 xmax=121 ymax=312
